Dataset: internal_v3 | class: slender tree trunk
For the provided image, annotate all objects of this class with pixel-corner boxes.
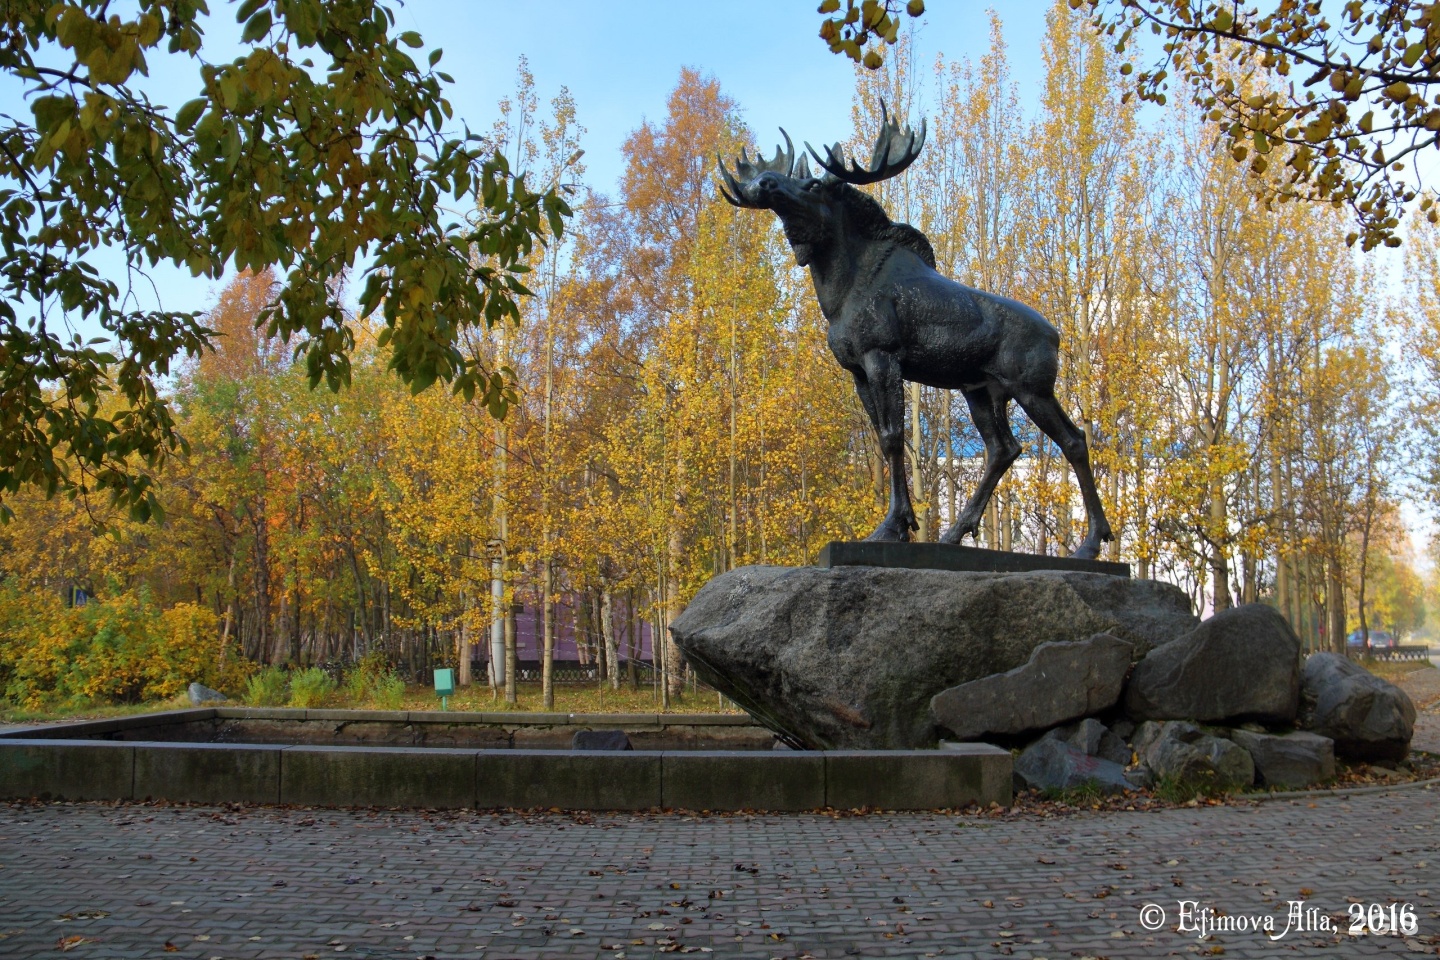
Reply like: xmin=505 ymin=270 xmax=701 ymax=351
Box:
xmin=664 ymin=519 xmax=684 ymax=702
xmin=1327 ymin=556 xmax=1347 ymax=656
xmin=541 ymin=560 xmax=555 ymax=709
xmin=220 ymin=549 xmax=238 ymax=667
xmin=1209 ymin=476 xmax=1231 ymax=613
xmin=626 ymin=587 xmax=639 ymax=690
xmin=601 ymin=587 xmax=619 ymax=691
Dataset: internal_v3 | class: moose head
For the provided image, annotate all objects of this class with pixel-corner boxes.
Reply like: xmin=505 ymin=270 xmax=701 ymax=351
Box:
xmin=717 ymin=105 xmax=928 ymax=268
xmin=712 ymin=106 xmax=1115 ymax=559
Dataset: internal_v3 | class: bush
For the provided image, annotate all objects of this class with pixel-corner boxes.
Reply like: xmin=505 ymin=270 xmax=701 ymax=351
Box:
xmin=288 ymin=667 xmax=336 ymax=708
xmin=0 ymin=585 xmax=247 ymax=710
xmin=371 ymin=671 xmax=406 ymax=710
xmin=341 ymin=650 xmax=389 ymax=702
xmin=243 ymin=666 xmax=289 ymax=707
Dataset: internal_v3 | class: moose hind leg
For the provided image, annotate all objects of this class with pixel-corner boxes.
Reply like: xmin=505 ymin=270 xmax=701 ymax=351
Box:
xmin=941 ymin=385 xmax=1019 ymax=545
xmin=859 ymin=351 xmax=916 ymax=542
xmin=1014 ymin=388 xmax=1114 ymax=560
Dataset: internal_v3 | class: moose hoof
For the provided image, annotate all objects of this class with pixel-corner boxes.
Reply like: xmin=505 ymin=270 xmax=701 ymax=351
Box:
xmin=938 ymin=521 xmax=978 ymax=545
xmin=863 ymin=520 xmax=912 ymax=543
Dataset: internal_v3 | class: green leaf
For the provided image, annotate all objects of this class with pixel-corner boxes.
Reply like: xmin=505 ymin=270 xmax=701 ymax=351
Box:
xmin=241 ymin=9 xmax=272 ymax=42
xmin=175 ymin=97 xmax=206 ymax=133
xmin=400 ymin=31 xmax=423 ymax=48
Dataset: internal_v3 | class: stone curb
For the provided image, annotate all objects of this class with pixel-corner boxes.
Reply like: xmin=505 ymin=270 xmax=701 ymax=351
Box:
xmin=0 ymin=739 xmax=1013 ymax=811
xmin=1242 ymin=774 xmax=1440 ymax=802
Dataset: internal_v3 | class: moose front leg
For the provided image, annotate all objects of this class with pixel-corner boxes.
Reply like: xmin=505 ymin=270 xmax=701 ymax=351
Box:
xmin=858 ymin=351 xmax=916 ymax=542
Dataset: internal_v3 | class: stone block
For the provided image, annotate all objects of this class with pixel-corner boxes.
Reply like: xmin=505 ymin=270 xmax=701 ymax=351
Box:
xmin=1014 ymin=738 xmax=1132 ymax=794
xmin=662 ymin=752 xmax=825 ymax=811
xmin=1125 ymin=604 xmax=1300 ymax=723
xmin=1299 ymin=653 xmax=1415 ymax=762
xmin=1143 ymin=721 xmax=1254 ymax=789
xmin=280 ymin=746 xmax=475 ymax=808
xmin=826 ymin=748 xmax=1010 ymax=809
xmin=932 ymin=634 xmax=1134 ymax=740
xmin=1044 ymin=718 xmax=1131 ymax=766
xmin=134 ymin=743 xmax=281 ymax=804
xmin=1230 ymin=729 xmax=1335 ymax=788
xmin=475 ymin=751 xmax=662 ymax=810
xmin=0 ymin=740 xmax=134 ymax=800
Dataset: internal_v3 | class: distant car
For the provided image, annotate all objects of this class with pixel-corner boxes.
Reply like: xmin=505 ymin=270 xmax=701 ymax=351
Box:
xmin=1346 ymin=629 xmax=1396 ymax=651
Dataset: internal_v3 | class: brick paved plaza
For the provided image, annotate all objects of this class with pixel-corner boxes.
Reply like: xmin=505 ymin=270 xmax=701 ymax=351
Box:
xmin=0 ymin=785 xmax=1435 ymax=960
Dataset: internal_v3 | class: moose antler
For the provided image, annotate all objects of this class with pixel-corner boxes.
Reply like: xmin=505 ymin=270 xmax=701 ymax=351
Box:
xmin=717 ymin=130 xmax=810 ymax=207
xmin=807 ymin=101 xmax=926 ymax=186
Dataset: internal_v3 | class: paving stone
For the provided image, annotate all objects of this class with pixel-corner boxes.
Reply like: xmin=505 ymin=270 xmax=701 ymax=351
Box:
xmin=0 ymin=786 xmax=1435 ymax=959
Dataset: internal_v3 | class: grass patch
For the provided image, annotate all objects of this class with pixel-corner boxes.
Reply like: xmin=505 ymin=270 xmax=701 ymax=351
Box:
xmin=1040 ymin=781 xmax=1107 ymax=805
xmin=1153 ymin=773 xmax=1239 ymax=804
xmin=0 ymin=694 xmax=190 ymax=725
xmin=3 ymin=679 xmax=745 ymax=722
xmin=396 ymin=680 xmax=743 ymax=716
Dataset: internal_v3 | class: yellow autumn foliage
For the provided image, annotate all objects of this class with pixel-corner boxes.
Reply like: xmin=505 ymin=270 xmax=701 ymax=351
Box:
xmin=0 ymin=587 xmax=246 ymax=709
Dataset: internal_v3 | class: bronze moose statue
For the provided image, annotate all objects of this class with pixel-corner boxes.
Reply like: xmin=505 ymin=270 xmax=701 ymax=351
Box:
xmin=717 ymin=107 xmax=1113 ymax=559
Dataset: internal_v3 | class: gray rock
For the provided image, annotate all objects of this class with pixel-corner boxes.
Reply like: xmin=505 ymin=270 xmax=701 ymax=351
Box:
xmin=670 ymin=565 xmax=1197 ymax=749
xmin=571 ymin=730 xmax=633 ymax=751
xmin=1298 ymin=653 xmax=1416 ymax=762
xmin=1143 ymin=721 xmax=1254 ymax=789
xmin=1044 ymin=718 xmax=1132 ymax=766
xmin=931 ymin=634 xmax=1134 ymax=741
xmin=1123 ymin=765 xmax=1154 ymax=789
xmin=1130 ymin=720 xmax=1165 ymax=757
xmin=1109 ymin=719 xmax=1136 ymax=741
xmin=187 ymin=682 xmax=227 ymax=705
xmin=1014 ymin=738 xmax=1133 ymax=794
xmin=1124 ymin=604 xmax=1300 ymax=724
xmin=1230 ymin=729 xmax=1335 ymax=788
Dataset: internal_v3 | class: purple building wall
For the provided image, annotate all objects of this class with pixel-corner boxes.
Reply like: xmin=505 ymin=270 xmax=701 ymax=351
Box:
xmin=493 ymin=591 xmax=657 ymax=665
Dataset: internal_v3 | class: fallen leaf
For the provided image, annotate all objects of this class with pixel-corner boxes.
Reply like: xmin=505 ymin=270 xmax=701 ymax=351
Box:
xmin=57 ymin=936 xmax=97 ymax=952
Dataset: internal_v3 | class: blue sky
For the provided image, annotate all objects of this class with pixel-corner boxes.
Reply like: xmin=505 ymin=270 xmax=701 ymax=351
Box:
xmin=405 ymin=1 xmax=1055 ymax=198
xmin=0 ymin=1 xmax=1062 ymax=323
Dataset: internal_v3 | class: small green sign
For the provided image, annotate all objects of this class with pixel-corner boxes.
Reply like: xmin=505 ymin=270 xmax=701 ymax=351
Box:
xmin=434 ymin=668 xmax=455 ymax=710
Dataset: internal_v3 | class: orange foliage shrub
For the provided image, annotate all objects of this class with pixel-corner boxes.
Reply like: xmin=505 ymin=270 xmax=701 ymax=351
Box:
xmin=0 ymin=586 xmax=248 ymax=709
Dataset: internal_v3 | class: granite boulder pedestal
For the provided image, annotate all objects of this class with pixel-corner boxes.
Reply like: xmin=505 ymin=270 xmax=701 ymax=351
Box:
xmin=669 ymin=546 xmax=1195 ymax=750
xmin=672 ymin=543 xmax=1417 ymax=797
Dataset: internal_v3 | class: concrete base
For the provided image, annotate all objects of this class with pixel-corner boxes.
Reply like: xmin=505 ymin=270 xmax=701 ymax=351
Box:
xmin=817 ymin=540 xmax=1130 ymax=578
xmin=0 ymin=740 xmax=1011 ymax=811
